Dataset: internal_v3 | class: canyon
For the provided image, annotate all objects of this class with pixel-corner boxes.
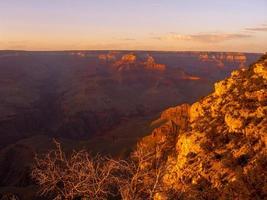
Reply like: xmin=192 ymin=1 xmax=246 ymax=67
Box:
xmin=0 ymin=51 xmax=260 ymax=149
xmin=0 ymin=50 xmax=262 ymax=199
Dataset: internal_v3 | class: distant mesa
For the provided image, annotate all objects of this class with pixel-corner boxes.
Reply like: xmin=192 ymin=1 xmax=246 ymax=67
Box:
xmin=198 ymin=52 xmax=247 ymax=62
xmin=179 ymin=70 xmax=201 ymax=80
xmin=70 ymin=52 xmax=87 ymax=57
xmin=182 ymin=75 xmax=201 ymax=80
xmin=143 ymin=55 xmax=166 ymax=71
xmin=110 ymin=53 xmax=166 ymax=72
xmin=199 ymin=52 xmax=247 ymax=68
xmin=98 ymin=52 xmax=117 ymax=61
xmin=121 ymin=53 xmax=137 ymax=63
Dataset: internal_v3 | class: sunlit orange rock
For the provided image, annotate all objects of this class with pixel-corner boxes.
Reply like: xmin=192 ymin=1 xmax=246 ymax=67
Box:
xmin=136 ymin=54 xmax=267 ymax=199
xmin=253 ymin=63 xmax=267 ymax=79
xmin=154 ymin=192 xmax=168 ymax=200
xmin=121 ymin=53 xmax=137 ymax=63
xmin=160 ymin=104 xmax=190 ymax=128
xmin=224 ymin=114 xmax=244 ymax=132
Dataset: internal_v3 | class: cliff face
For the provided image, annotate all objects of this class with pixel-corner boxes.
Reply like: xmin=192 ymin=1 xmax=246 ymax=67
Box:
xmin=137 ymin=55 xmax=267 ymax=199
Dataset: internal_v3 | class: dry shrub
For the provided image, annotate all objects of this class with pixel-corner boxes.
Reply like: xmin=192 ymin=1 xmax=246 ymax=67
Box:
xmin=32 ymin=140 xmax=166 ymax=200
xmin=31 ymin=140 xmax=119 ymax=200
xmin=115 ymin=143 xmax=166 ymax=200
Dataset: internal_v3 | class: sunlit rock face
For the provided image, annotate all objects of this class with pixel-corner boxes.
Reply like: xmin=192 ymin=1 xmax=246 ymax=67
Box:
xmin=137 ymin=54 xmax=267 ymax=199
xmin=253 ymin=63 xmax=267 ymax=79
xmin=161 ymin=104 xmax=190 ymax=129
xmin=121 ymin=53 xmax=137 ymax=63
xmin=189 ymin=102 xmax=204 ymax=122
xmin=112 ymin=53 xmax=137 ymax=71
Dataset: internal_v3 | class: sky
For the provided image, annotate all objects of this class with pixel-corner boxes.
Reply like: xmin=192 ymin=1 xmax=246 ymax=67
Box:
xmin=0 ymin=0 xmax=267 ymax=52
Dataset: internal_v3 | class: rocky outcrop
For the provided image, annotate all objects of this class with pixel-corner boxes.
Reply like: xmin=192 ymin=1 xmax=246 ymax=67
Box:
xmin=70 ymin=52 xmax=87 ymax=57
xmin=160 ymin=104 xmax=190 ymax=129
xmin=137 ymin=54 xmax=267 ymax=199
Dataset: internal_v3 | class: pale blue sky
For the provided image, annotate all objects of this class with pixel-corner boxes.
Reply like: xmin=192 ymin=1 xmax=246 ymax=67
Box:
xmin=0 ymin=0 xmax=267 ymax=52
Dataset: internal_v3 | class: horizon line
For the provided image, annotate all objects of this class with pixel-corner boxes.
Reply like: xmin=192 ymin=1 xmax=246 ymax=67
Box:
xmin=0 ymin=49 xmax=264 ymax=54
